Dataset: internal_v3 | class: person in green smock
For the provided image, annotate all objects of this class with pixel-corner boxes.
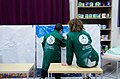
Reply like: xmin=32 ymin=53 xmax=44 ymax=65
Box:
xmin=40 ymin=23 xmax=66 ymax=79
xmin=66 ymin=19 xmax=99 ymax=79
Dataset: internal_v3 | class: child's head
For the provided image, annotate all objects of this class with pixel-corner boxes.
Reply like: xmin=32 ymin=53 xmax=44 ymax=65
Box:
xmin=54 ymin=23 xmax=63 ymax=33
xmin=68 ymin=18 xmax=84 ymax=32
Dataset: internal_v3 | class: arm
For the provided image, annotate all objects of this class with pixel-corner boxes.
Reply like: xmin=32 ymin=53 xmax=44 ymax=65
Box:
xmin=42 ymin=36 xmax=46 ymax=50
xmin=60 ymin=35 xmax=66 ymax=47
xmin=66 ymin=34 xmax=74 ymax=65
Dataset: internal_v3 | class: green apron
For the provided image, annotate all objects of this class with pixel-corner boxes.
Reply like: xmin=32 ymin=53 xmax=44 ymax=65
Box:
xmin=42 ymin=30 xmax=66 ymax=71
xmin=66 ymin=30 xmax=99 ymax=68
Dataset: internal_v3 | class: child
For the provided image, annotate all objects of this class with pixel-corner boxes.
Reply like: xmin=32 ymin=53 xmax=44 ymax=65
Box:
xmin=66 ymin=19 xmax=99 ymax=79
xmin=40 ymin=23 xmax=66 ymax=79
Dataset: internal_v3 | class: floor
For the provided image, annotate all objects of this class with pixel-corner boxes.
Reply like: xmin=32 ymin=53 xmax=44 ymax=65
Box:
xmin=0 ymin=77 xmax=117 ymax=79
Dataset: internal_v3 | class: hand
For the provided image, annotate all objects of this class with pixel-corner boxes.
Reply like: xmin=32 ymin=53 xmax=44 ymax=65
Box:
xmin=61 ymin=63 xmax=68 ymax=66
xmin=62 ymin=33 xmax=67 ymax=40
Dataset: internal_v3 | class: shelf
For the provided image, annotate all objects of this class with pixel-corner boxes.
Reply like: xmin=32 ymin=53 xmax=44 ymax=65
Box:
xmin=77 ymin=18 xmax=111 ymax=20
xmin=77 ymin=6 xmax=112 ymax=8
xmin=76 ymin=0 xmax=112 ymax=50
xmin=100 ymin=29 xmax=111 ymax=31
xmin=101 ymin=40 xmax=111 ymax=42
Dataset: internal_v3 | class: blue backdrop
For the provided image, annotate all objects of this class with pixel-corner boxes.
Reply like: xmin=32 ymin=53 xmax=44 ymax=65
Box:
xmin=35 ymin=25 xmax=69 ymax=38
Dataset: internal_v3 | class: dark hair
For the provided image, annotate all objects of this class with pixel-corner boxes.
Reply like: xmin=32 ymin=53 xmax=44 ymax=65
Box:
xmin=54 ymin=23 xmax=63 ymax=31
xmin=68 ymin=18 xmax=84 ymax=32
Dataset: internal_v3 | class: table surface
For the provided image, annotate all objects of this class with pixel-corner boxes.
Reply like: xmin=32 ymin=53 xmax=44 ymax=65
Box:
xmin=102 ymin=55 xmax=120 ymax=61
xmin=0 ymin=63 xmax=34 ymax=73
xmin=48 ymin=63 xmax=103 ymax=73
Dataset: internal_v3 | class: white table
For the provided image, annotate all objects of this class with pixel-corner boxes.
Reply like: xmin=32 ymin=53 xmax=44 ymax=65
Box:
xmin=0 ymin=63 xmax=34 ymax=79
xmin=48 ymin=63 xmax=103 ymax=79
xmin=102 ymin=55 xmax=120 ymax=79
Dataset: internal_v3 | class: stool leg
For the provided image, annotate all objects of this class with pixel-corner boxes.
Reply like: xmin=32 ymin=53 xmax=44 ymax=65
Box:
xmin=101 ymin=73 xmax=103 ymax=79
xmin=95 ymin=73 xmax=96 ymax=79
xmin=50 ymin=73 xmax=52 ymax=79
xmin=33 ymin=68 xmax=36 ymax=79
xmin=48 ymin=73 xmax=52 ymax=79
xmin=48 ymin=73 xmax=49 ymax=79
xmin=27 ymin=72 xmax=29 ymax=79
xmin=117 ymin=61 xmax=119 ymax=79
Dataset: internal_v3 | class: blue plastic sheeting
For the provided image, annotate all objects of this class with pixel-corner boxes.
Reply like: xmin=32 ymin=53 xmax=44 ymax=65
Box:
xmin=35 ymin=25 xmax=69 ymax=38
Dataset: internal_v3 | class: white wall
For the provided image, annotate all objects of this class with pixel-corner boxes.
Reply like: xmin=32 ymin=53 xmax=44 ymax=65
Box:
xmin=111 ymin=0 xmax=120 ymax=47
xmin=69 ymin=0 xmax=75 ymax=19
xmin=0 ymin=25 xmax=35 ymax=63
xmin=69 ymin=0 xmax=120 ymax=47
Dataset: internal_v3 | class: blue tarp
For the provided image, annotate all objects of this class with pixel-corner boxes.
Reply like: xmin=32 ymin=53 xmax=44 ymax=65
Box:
xmin=36 ymin=25 xmax=69 ymax=38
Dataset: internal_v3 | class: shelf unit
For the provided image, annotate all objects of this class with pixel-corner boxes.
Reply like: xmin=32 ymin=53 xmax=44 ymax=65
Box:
xmin=75 ymin=0 xmax=112 ymax=53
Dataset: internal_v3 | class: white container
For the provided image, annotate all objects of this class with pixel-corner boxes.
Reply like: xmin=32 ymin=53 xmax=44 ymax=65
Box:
xmin=102 ymin=13 xmax=106 ymax=18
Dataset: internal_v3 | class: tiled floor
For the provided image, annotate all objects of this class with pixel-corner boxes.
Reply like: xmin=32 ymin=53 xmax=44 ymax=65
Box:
xmin=0 ymin=77 xmax=115 ymax=79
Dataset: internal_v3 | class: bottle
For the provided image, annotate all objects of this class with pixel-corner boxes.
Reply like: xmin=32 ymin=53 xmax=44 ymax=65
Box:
xmin=105 ymin=45 xmax=108 ymax=52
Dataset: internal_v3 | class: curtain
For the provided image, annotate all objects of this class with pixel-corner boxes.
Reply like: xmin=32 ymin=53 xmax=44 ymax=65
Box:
xmin=0 ymin=0 xmax=69 ymax=25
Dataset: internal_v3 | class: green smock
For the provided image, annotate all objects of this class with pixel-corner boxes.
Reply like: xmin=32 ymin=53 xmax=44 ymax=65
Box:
xmin=42 ymin=30 xmax=66 ymax=71
xmin=66 ymin=30 xmax=99 ymax=68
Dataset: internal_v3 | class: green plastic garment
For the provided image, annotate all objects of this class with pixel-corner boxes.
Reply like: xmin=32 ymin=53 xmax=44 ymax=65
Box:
xmin=42 ymin=30 xmax=66 ymax=71
xmin=66 ymin=30 xmax=99 ymax=68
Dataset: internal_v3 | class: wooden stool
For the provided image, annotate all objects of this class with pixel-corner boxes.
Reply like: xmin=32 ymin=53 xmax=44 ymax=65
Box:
xmin=0 ymin=63 xmax=34 ymax=79
xmin=48 ymin=63 xmax=103 ymax=79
